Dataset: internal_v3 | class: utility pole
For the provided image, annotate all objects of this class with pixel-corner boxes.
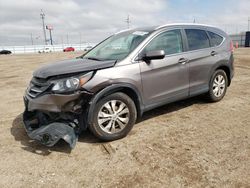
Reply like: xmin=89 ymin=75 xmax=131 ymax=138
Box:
xmin=40 ymin=9 xmax=47 ymax=45
xmin=125 ymin=15 xmax=131 ymax=29
xmin=46 ymin=25 xmax=53 ymax=45
xmin=49 ymin=30 xmax=53 ymax=45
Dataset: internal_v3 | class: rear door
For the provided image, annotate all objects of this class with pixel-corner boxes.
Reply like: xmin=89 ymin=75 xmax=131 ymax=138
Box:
xmin=183 ymin=29 xmax=215 ymax=96
xmin=139 ymin=29 xmax=189 ymax=109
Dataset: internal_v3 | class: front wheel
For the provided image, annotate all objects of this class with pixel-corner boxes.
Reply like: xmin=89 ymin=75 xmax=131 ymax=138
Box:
xmin=89 ymin=92 xmax=137 ymax=141
xmin=207 ymin=69 xmax=228 ymax=102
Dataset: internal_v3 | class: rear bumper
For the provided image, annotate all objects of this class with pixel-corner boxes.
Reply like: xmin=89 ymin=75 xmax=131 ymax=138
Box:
xmin=23 ymin=91 xmax=92 ymax=148
xmin=230 ymin=53 xmax=235 ymax=80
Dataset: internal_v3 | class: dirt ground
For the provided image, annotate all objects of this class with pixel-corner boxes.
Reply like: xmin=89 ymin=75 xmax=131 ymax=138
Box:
xmin=0 ymin=49 xmax=249 ymax=188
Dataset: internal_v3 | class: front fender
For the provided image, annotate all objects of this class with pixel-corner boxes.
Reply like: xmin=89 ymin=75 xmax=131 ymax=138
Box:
xmin=86 ymin=83 xmax=144 ymax=126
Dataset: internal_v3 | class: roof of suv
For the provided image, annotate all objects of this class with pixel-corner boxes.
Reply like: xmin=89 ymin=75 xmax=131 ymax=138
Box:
xmin=116 ymin=23 xmax=223 ymax=35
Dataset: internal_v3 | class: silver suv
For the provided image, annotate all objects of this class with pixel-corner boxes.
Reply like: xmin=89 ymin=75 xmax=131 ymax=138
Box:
xmin=23 ymin=24 xmax=234 ymax=148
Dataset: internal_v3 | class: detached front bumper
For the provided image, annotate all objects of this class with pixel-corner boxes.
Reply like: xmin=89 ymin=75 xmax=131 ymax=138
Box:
xmin=23 ymin=91 xmax=92 ymax=148
xmin=23 ymin=116 xmax=77 ymax=148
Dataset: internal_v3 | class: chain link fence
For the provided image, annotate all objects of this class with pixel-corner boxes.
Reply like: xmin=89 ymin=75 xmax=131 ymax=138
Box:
xmin=1 ymin=32 xmax=249 ymax=54
xmin=230 ymin=33 xmax=246 ymax=47
xmin=0 ymin=43 xmax=96 ymax=54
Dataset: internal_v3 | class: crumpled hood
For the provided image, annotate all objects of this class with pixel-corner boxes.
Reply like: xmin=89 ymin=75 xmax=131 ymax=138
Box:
xmin=33 ymin=58 xmax=116 ymax=79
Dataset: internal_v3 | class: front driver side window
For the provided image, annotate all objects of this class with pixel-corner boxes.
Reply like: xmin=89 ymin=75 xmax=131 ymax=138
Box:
xmin=144 ymin=29 xmax=183 ymax=55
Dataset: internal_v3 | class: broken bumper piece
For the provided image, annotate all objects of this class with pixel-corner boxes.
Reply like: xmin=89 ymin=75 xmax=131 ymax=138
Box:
xmin=24 ymin=121 xmax=77 ymax=148
xmin=23 ymin=110 xmax=79 ymax=148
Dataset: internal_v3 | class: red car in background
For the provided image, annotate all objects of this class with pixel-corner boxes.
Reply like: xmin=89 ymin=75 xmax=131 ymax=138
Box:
xmin=63 ymin=47 xmax=75 ymax=52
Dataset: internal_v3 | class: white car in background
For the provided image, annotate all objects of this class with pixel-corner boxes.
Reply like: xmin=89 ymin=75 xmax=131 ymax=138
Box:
xmin=38 ymin=47 xmax=53 ymax=53
xmin=84 ymin=46 xmax=93 ymax=52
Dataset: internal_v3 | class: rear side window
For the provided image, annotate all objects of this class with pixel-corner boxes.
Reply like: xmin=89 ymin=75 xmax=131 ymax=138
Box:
xmin=207 ymin=31 xmax=224 ymax=47
xmin=144 ymin=29 xmax=183 ymax=55
xmin=185 ymin=29 xmax=210 ymax=51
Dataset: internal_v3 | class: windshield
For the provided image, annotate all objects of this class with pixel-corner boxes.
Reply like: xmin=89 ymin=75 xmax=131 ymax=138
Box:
xmin=83 ymin=30 xmax=151 ymax=61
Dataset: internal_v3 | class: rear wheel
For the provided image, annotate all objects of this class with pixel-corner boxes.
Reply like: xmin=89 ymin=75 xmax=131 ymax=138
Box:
xmin=207 ymin=69 xmax=228 ymax=102
xmin=89 ymin=92 xmax=137 ymax=141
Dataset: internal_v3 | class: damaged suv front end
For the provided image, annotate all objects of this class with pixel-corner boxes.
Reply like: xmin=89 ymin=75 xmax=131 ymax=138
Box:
xmin=23 ymin=59 xmax=116 ymax=148
xmin=23 ymin=28 xmax=153 ymax=148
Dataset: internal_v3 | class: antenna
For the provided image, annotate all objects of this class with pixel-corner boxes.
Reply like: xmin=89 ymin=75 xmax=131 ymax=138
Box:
xmin=125 ymin=15 xmax=131 ymax=29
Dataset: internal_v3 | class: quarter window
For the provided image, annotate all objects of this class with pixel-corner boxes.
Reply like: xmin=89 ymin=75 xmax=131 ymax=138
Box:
xmin=144 ymin=30 xmax=183 ymax=55
xmin=185 ymin=29 xmax=210 ymax=51
xmin=208 ymin=31 xmax=224 ymax=47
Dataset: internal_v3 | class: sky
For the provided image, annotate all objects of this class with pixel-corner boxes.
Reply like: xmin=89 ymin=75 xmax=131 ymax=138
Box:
xmin=0 ymin=0 xmax=250 ymax=46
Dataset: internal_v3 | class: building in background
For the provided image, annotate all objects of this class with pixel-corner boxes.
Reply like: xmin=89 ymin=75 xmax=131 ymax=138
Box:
xmin=230 ymin=31 xmax=250 ymax=47
xmin=245 ymin=32 xmax=250 ymax=47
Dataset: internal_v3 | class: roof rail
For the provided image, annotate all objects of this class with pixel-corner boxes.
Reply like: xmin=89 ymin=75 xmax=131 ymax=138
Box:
xmin=115 ymin=28 xmax=132 ymax=35
xmin=155 ymin=23 xmax=215 ymax=30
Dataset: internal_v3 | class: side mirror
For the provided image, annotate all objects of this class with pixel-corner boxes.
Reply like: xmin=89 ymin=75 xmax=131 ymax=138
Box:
xmin=142 ymin=50 xmax=165 ymax=61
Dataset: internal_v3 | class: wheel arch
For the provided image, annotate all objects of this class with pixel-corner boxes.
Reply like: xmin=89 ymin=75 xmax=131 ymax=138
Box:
xmin=215 ymin=65 xmax=231 ymax=86
xmin=209 ymin=61 xmax=232 ymax=87
xmin=86 ymin=84 xmax=144 ymax=126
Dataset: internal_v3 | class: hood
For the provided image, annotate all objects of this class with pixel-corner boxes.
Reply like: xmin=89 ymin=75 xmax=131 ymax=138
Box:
xmin=33 ymin=58 xmax=116 ymax=79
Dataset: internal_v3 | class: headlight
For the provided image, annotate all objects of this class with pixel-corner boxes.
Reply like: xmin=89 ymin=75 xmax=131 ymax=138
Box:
xmin=51 ymin=72 xmax=93 ymax=93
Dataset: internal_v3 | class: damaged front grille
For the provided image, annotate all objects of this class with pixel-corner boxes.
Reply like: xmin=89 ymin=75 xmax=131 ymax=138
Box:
xmin=27 ymin=77 xmax=51 ymax=98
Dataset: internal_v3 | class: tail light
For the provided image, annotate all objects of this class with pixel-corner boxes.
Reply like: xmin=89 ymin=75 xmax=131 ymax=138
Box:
xmin=230 ymin=41 xmax=234 ymax=52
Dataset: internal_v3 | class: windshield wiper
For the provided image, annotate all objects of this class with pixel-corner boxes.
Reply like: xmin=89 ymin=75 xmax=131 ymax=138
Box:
xmin=86 ymin=57 xmax=102 ymax=61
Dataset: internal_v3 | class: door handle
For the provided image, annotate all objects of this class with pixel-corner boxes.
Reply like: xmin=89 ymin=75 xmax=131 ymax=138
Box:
xmin=178 ymin=58 xmax=189 ymax=64
xmin=211 ymin=51 xmax=217 ymax=56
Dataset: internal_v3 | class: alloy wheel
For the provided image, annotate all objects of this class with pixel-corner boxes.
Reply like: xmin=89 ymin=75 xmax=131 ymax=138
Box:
xmin=213 ymin=74 xmax=226 ymax=97
xmin=97 ymin=100 xmax=130 ymax=134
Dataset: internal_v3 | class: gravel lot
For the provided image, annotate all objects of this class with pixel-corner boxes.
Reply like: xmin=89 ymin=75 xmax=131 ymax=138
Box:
xmin=0 ymin=49 xmax=249 ymax=187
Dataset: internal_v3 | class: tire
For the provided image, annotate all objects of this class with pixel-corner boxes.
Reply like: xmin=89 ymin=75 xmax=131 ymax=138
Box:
xmin=207 ymin=69 xmax=228 ymax=102
xmin=89 ymin=92 xmax=137 ymax=141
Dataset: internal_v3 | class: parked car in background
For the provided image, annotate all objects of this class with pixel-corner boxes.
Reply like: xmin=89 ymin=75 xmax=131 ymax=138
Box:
xmin=84 ymin=46 xmax=93 ymax=51
xmin=0 ymin=50 xmax=12 ymax=55
xmin=63 ymin=47 xmax=75 ymax=52
xmin=38 ymin=47 xmax=53 ymax=53
xmin=23 ymin=24 xmax=234 ymax=148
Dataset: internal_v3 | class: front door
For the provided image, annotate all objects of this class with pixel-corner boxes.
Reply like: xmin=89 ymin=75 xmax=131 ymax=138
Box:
xmin=139 ymin=29 xmax=189 ymax=109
